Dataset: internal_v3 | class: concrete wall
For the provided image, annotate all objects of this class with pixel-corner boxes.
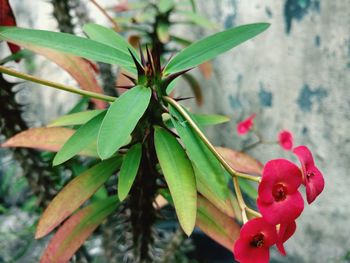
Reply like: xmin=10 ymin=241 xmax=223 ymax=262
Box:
xmin=191 ymin=1 xmax=350 ymax=262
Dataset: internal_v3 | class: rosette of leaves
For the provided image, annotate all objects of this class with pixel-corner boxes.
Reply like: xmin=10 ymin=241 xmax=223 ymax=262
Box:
xmin=0 ymin=20 xmax=269 ymax=262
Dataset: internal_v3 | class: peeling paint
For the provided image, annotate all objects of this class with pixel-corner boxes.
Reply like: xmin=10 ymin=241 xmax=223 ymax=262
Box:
xmin=315 ymin=35 xmax=321 ymax=47
xmin=258 ymin=83 xmax=273 ymax=107
xmin=296 ymin=84 xmax=328 ymax=112
xmin=284 ymin=0 xmax=320 ymax=34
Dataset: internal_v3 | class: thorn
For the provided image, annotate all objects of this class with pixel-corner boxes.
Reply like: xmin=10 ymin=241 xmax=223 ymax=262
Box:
xmin=163 ymin=68 xmax=193 ymax=88
xmin=138 ymin=43 xmax=146 ymax=67
xmin=116 ymin=85 xmax=135 ymax=89
xmin=128 ymin=48 xmax=144 ymax=76
xmin=145 ymin=45 xmax=155 ymax=73
xmin=121 ymin=73 xmax=137 ymax=84
xmin=174 ymin=96 xmax=195 ymax=102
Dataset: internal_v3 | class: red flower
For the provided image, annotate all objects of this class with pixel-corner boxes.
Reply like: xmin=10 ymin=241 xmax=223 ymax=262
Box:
xmin=257 ymin=159 xmax=304 ymax=225
xmin=276 ymin=221 xmax=297 ymax=256
xmin=293 ymin=145 xmax=325 ymax=204
xmin=233 ymin=217 xmax=277 ymax=263
xmin=237 ymin=114 xmax=256 ymax=135
xmin=278 ymin=130 xmax=293 ymax=150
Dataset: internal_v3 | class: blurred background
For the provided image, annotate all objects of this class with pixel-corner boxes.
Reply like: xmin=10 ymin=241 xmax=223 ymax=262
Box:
xmin=0 ymin=0 xmax=349 ymax=262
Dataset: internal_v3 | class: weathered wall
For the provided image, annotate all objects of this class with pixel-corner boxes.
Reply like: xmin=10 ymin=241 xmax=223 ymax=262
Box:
xmin=2 ymin=0 xmax=349 ymax=262
xmin=191 ymin=0 xmax=350 ymax=262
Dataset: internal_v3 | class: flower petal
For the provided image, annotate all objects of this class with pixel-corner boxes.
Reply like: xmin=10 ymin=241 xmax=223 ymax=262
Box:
xmin=258 ymin=191 xmax=304 ymax=225
xmin=293 ymin=146 xmax=325 ymax=204
xmin=276 ymin=221 xmax=297 ymax=256
xmin=278 ymin=130 xmax=293 ymax=151
xmin=237 ymin=114 xmax=256 ymax=135
xmin=258 ymin=159 xmax=303 ymax=204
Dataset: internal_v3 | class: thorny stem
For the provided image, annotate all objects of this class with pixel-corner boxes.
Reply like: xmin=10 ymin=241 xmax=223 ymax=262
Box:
xmin=163 ymin=96 xmax=261 ymax=183
xmin=0 ymin=65 xmax=116 ymax=102
xmin=89 ymin=0 xmax=121 ymax=31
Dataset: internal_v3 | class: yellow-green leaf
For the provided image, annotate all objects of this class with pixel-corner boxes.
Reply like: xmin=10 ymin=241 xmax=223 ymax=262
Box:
xmin=40 ymin=197 xmax=119 ymax=263
xmin=154 ymin=126 xmax=197 ymax=236
xmin=118 ymin=143 xmax=142 ymax=201
xmin=53 ymin=111 xmax=106 ymax=166
xmin=35 ymin=156 xmax=122 ymax=239
xmin=48 ymin=110 xmax=105 ymax=127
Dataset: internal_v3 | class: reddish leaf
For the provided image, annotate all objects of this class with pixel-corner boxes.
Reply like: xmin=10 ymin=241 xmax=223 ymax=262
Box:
xmin=198 ymin=61 xmax=212 ymax=79
xmin=182 ymin=73 xmax=203 ymax=106
xmin=36 ymin=157 xmax=122 ymax=238
xmin=215 ymin=146 xmax=263 ymax=175
xmin=196 ymin=174 xmax=239 ymax=219
xmin=30 ymin=46 xmax=106 ymax=109
xmin=196 ymin=194 xmax=241 ymax=251
xmin=40 ymin=197 xmax=119 ymax=263
xmin=1 ymin=127 xmax=97 ymax=157
xmin=0 ymin=0 xmax=21 ymax=56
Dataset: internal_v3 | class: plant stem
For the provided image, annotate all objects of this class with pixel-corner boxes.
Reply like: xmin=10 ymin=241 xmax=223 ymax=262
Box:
xmin=232 ymin=177 xmax=248 ymax=223
xmin=246 ymin=206 xmax=261 ymax=218
xmin=0 ymin=65 xmax=116 ymax=102
xmin=163 ymin=96 xmax=261 ymax=183
xmin=90 ymin=0 xmax=121 ymax=31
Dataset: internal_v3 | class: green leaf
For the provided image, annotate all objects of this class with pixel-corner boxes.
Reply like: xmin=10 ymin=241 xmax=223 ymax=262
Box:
xmin=169 ymin=105 xmax=229 ymax=200
xmin=98 ymin=86 xmax=151 ymax=160
xmin=164 ymin=23 xmax=270 ymax=74
xmin=83 ymin=23 xmax=140 ymax=64
xmin=40 ymin=197 xmax=119 ymax=263
xmin=193 ymin=113 xmax=230 ymax=126
xmin=118 ymin=143 xmax=142 ymax=201
xmin=158 ymin=0 xmax=174 ymax=13
xmin=36 ymin=157 xmax=122 ymax=239
xmin=53 ymin=111 xmax=106 ymax=166
xmin=48 ymin=110 xmax=105 ymax=127
xmin=238 ymin=178 xmax=258 ymax=200
xmin=154 ymin=126 xmax=197 ymax=236
xmin=0 ymin=26 xmax=137 ymax=75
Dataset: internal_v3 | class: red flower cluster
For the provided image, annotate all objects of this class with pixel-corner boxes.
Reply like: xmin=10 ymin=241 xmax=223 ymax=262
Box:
xmin=278 ymin=130 xmax=293 ymax=151
xmin=233 ymin=145 xmax=324 ymax=263
xmin=237 ymin=114 xmax=256 ymax=135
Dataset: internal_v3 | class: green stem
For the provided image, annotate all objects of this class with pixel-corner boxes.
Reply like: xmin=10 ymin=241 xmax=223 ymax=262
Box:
xmin=163 ymin=96 xmax=261 ymax=183
xmin=232 ymin=177 xmax=248 ymax=223
xmin=0 ymin=65 xmax=116 ymax=102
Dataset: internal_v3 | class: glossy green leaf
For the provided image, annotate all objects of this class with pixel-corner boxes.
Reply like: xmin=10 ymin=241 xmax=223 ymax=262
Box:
xmin=98 ymin=86 xmax=151 ymax=160
xmin=169 ymin=105 xmax=228 ymax=200
xmin=0 ymin=127 xmax=97 ymax=157
xmin=53 ymin=111 xmax=106 ymax=166
xmin=36 ymin=157 xmax=122 ymax=239
xmin=118 ymin=143 xmax=142 ymax=201
xmin=164 ymin=23 xmax=270 ymax=74
xmin=83 ymin=23 xmax=140 ymax=64
xmin=0 ymin=26 xmax=136 ymax=75
xmin=154 ymin=126 xmax=197 ymax=236
xmin=40 ymin=197 xmax=119 ymax=263
xmin=48 ymin=110 xmax=105 ymax=127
